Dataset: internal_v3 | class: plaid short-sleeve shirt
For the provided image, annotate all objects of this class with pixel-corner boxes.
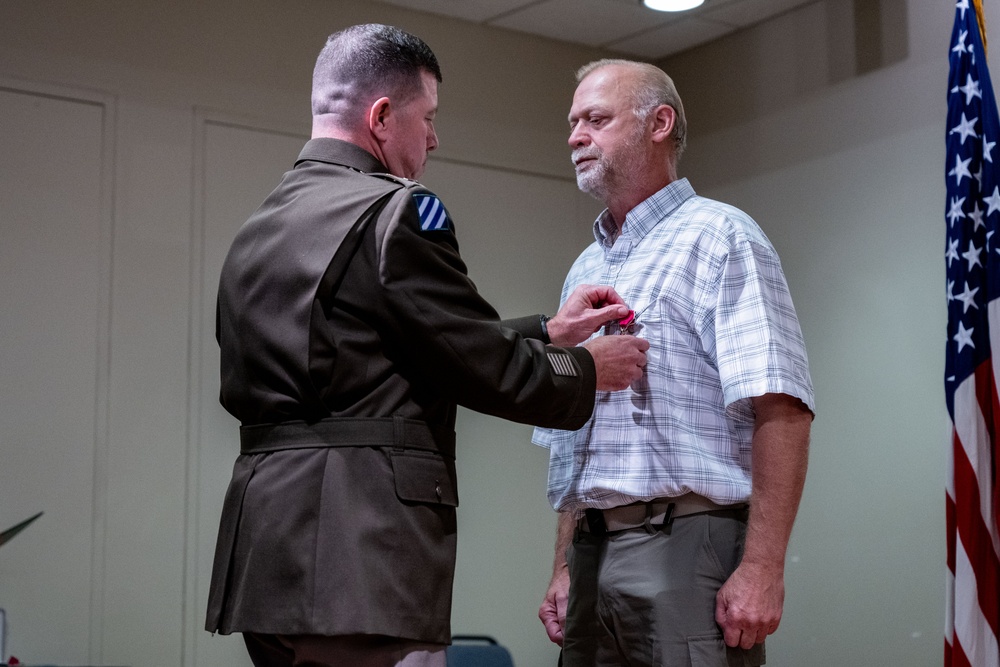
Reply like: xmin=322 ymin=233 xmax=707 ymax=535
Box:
xmin=533 ymin=179 xmax=815 ymax=516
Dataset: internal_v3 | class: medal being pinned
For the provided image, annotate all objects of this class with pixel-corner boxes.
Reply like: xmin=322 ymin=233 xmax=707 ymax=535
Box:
xmin=604 ymin=309 xmax=641 ymax=336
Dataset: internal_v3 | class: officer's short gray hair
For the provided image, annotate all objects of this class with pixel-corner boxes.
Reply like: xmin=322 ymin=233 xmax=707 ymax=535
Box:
xmin=312 ymin=24 xmax=442 ymax=123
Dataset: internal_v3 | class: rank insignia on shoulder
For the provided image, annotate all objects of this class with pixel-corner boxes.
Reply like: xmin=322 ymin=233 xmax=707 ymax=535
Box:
xmin=547 ymin=351 xmax=579 ymax=378
xmin=412 ymin=193 xmax=452 ymax=232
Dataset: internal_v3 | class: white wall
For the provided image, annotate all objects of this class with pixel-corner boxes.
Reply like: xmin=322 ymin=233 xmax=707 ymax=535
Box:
xmin=0 ymin=0 xmax=964 ymax=665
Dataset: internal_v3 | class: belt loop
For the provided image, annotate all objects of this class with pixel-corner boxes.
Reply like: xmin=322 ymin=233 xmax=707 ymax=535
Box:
xmin=659 ymin=502 xmax=676 ymax=535
xmin=392 ymin=415 xmax=405 ymax=452
xmin=642 ymin=503 xmax=656 ymax=535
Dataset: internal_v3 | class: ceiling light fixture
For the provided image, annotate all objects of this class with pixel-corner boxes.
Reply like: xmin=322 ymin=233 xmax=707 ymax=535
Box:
xmin=642 ymin=0 xmax=705 ymax=11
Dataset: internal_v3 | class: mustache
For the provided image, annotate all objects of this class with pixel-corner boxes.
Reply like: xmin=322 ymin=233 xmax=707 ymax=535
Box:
xmin=571 ymin=148 xmax=602 ymax=165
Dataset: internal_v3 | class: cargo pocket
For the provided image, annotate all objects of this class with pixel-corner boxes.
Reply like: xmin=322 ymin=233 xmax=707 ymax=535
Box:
xmin=687 ymin=634 xmax=764 ymax=667
xmin=389 ymin=450 xmax=459 ymax=507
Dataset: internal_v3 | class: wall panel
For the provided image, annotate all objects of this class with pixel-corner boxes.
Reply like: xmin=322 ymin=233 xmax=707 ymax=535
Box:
xmin=0 ymin=84 xmax=112 ymax=664
xmin=100 ymin=98 xmax=195 ymax=667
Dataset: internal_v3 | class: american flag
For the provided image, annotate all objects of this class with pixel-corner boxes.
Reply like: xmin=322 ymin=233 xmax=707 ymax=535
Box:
xmin=946 ymin=0 xmax=1000 ymax=665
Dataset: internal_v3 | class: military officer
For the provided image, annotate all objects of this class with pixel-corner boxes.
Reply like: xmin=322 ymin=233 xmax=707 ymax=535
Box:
xmin=205 ymin=24 xmax=649 ymax=667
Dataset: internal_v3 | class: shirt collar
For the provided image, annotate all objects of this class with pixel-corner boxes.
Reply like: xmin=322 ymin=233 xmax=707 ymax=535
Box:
xmin=593 ymin=177 xmax=696 ymax=248
xmin=295 ymin=137 xmax=387 ymax=174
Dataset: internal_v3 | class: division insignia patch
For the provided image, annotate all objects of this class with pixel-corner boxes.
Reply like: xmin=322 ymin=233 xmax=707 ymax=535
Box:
xmin=412 ymin=193 xmax=452 ymax=232
xmin=547 ymin=352 xmax=579 ymax=378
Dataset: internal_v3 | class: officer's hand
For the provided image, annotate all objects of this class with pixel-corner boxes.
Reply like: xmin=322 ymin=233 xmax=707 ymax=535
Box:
xmin=548 ymin=285 xmax=630 ymax=346
xmin=583 ymin=335 xmax=649 ymax=391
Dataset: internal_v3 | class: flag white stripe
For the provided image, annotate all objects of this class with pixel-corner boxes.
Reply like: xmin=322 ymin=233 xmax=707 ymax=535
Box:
xmin=954 ymin=538 xmax=1000 ymax=665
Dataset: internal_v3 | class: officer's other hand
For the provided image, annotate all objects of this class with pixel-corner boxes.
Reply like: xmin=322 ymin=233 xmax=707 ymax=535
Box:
xmin=583 ymin=335 xmax=649 ymax=391
xmin=548 ymin=285 xmax=630 ymax=346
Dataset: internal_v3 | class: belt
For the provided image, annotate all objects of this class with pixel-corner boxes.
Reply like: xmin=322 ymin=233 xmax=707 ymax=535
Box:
xmin=239 ymin=416 xmax=455 ymax=458
xmin=578 ymin=494 xmax=749 ymax=536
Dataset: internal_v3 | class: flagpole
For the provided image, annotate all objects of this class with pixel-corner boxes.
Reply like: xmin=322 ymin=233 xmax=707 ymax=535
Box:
xmin=974 ymin=0 xmax=988 ymax=56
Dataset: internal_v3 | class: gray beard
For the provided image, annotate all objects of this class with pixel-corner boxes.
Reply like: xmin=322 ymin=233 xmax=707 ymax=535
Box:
xmin=572 ymin=128 xmax=647 ymax=203
xmin=576 ymin=164 xmax=612 ymax=201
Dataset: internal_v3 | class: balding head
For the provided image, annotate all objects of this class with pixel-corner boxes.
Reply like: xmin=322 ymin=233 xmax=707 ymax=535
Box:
xmin=576 ymin=59 xmax=687 ymax=161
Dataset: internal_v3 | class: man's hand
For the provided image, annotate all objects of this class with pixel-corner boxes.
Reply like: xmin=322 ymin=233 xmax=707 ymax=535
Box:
xmin=715 ymin=560 xmax=784 ymax=649
xmin=583 ymin=335 xmax=649 ymax=391
xmin=547 ymin=285 xmax=630 ymax=346
xmin=541 ymin=512 xmax=575 ymax=646
xmin=539 ymin=565 xmax=571 ymax=646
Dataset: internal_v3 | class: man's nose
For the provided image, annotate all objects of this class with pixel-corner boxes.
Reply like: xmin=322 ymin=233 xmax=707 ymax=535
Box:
xmin=568 ymin=125 xmax=589 ymax=148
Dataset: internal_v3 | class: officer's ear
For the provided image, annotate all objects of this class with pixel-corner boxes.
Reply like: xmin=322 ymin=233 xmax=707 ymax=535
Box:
xmin=369 ymin=97 xmax=392 ymax=140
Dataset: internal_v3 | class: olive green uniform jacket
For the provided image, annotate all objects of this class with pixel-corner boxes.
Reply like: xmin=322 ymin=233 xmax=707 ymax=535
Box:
xmin=205 ymin=138 xmax=596 ymax=644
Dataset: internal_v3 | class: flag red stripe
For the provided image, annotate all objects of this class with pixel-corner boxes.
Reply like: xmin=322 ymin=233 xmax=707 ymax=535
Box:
xmin=974 ymin=362 xmax=999 ymax=445
xmin=947 ymin=633 xmax=973 ymax=667
xmin=990 ymin=362 xmax=1000 ymax=540
xmin=948 ymin=488 xmax=957 ymax=574
xmin=952 ymin=427 xmax=1000 ymax=636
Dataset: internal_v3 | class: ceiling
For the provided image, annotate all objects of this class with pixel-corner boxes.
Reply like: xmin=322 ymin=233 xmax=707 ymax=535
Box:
xmin=370 ymin=0 xmax=817 ymax=60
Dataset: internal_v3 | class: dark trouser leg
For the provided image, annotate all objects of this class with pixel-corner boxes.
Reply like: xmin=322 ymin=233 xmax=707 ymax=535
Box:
xmin=563 ymin=514 xmax=765 ymax=667
xmin=562 ymin=530 xmax=624 ymax=666
xmin=244 ymin=633 xmax=447 ymax=667
xmin=244 ymin=632 xmax=295 ymax=667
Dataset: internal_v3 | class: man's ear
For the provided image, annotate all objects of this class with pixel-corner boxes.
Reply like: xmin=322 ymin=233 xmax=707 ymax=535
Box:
xmin=649 ymin=105 xmax=676 ymax=145
xmin=369 ymin=97 xmax=392 ymax=139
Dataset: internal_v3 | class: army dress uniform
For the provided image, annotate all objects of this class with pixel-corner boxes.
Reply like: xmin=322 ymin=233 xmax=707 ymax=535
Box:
xmin=205 ymin=138 xmax=596 ymax=644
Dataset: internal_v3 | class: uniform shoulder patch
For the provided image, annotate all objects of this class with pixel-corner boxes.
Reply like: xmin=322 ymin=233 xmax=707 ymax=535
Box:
xmin=547 ymin=351 xmax=579 ymax=378
xmin=412 ymin=193 xmax=452 ymax=232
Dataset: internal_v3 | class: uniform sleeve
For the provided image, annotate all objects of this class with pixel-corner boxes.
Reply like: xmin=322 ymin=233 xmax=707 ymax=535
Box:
xmin=374 ymin=188 xmax=596 ymax=429
xmin=531 ymin=245 xmax=599 ymax=448
xmin=501 ymin=315 xmax=548 ymax=342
